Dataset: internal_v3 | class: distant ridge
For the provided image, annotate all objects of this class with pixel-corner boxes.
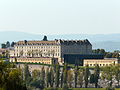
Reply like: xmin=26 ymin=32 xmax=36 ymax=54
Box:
xmin=0 ymin=31 xmax=120 ymax=51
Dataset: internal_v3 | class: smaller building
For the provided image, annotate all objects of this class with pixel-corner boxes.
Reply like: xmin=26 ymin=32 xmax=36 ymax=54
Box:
xmin=84 ymin=58 xmax=120 ymax=66
xmin=10 ymin=57 xmax=58 ymax=64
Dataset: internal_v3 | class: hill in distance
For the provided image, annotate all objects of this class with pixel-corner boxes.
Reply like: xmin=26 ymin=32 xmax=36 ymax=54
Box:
xmin=0 ymin=31 xmax=120 ymax=52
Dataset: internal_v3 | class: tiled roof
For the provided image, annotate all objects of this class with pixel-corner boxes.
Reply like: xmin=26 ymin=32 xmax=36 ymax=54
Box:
xmin=15 ymin=39 xmax=92 ymax=45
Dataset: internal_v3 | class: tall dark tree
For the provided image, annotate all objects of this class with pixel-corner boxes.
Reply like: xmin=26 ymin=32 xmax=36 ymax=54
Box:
xmin=78 ymin=69 xmax=84 ymax=88
xmin=84 ymin=65 xmax=89 ymax=88
xmin=63 ymin=64 xmax=68 ymax=87
xmin=67 ymin=70 xmax=73 ymax=88
xmin=94 ymin=64 xmax=100 ymax=88
xmin=55 ymin=64 xmax=60 ymax=88
xmin=1 ymin=43 xmax=6 ymax=48
xmin=6 ymin=41 xmax=10 ymax=48
xmin=101 ymin=65 xmax=114 ymax=87
xmin=40 ymin=67 xmax=45 ymax=89
xmin=49 ymin=67 xmax=54 ymax=87
xmin=30 ymin=70 xmax=42 ymax=89
xmin=24 ymin=64 xmax=31 ymax=87
xmin=74 ymin=66 xmax=78 ymax=88
xmin=89 ymin=74 xmax=95 ymax=84
xmin=0 ymin=61 xmax=27 ymax=90
xmin=43 ymin=36 xmax=48 ymax=41
xmin=114 ymin=64 xmax=120 ymax=87
xmin=11 ymin=42 xmax=15 ymax=47
xmin=46 ymin=67 xmax=50 ymax=87
xmin=60 ymin=69 xmax=63 ymax=88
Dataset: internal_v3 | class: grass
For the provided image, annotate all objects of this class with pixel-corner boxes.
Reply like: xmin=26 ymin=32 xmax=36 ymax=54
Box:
xmin=44 ymin=88 xmax=120 ymax=90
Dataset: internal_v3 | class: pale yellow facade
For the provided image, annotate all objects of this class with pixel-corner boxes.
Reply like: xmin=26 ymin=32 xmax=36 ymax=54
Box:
xmin=10 ymin=57 xmax=57 ymax=64
xmin=84 ymin=58 xmax=120 ymax=66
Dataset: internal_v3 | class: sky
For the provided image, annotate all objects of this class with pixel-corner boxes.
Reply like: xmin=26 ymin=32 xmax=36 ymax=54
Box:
xmin=0 ymin=0 xmax=120 ymax=35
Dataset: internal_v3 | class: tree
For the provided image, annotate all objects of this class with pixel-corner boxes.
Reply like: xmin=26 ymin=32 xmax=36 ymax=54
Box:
xmin=60 ymin=68 xmax=64 ymax=88
xmin=114 ymin=64 xmax=120 ymax=87
xmin=0 ymin=61 xmax=26 ymax=90
xmin=78 ymin=69 xmax=84 ymax=88
xmin=101 ymin=65 xmax=114 ymax=87
xmin=11 ymin=42 xmax=15 ymax=47
xmin=55 ymin=64 xmax=60 ymax=88
xmin=62 ymin=83 xmax=69 ymax=90
xmin=7 ymin=69 xmax=26 ymax=90
xmin=99 ymin=49 xmax=105 ymax=55
xmin=30 ymin=70 xmax=41 ymax=89
xmin=32 ymin=69 xmax=40 ymax=78
xmin=84 ymin=65 xmax=89 ymax=88
xmin=89 ymin=74 xmax=95 ymax=84
xmin=1 ymin=43 xmax=6 ymax=48
xmin=63 ymin=64 xmax=68 ymax=86
xmin=24 ymin=64 xmax=31 ymax=87
xmin=46 ymin=67 xmax=50 ymax=87
xmin=43 ymin=36 xmax=48 ymax=41
xmin=74 ymin=66 xmax=78 ymax=88
xmin=67 ymin=70 xmax=73 ymax=88
xmin=94 ymin=64 xmax=100 ymax=88
xmin=40 ymin=67 xmax=45 ymax=89
xmin=6 ymin=41 xmax=10 ymax=48
xmin=49 ymin=67 xmax=54 ymax=87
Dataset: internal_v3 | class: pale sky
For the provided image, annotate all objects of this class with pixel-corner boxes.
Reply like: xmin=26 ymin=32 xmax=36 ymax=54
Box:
xmin=0 ymin=0 xmax=120 ymax=35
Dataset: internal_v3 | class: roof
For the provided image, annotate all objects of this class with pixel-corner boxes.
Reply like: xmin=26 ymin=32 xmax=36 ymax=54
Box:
xmin=15 ymin=39 xmax=92 ymax=46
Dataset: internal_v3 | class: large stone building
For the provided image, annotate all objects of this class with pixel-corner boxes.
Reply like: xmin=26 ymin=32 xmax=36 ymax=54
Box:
xmin=10 ymin=38 xmax=92 ymax=64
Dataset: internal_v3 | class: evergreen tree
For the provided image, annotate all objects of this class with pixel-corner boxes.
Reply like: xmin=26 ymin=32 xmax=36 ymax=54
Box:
xmin=67 ymin=70 xmax=73 ymax=88
xmin=60 ymin=68 xmax=64 ymax=88
xmin=1 ymin=43 xmax=6 ymax=48
xmin=6 ymin=41 xmax=10 ymax=48
xmin=55 ymin=64 xmax=60 ymax=88
xmin=0 ymin=61 xmax=27 ymax=90
xmin=40 ymin=66 xmax=45 ymax=89
xmin=74 ymin=66 xmax=78 ymax=88
xmin=114 ymin=64 xmax=120 ymax=87
xmin=84 ymin=65 xmax=89 ymax=88
xmin=46 ymin=67 xmax=50 ymax=87
xmin=78 ymin=69 xmax=84 ymax=88
xmin=49 ymin=67 xmax=54 ymax=87
xmin=11 ymin=42 xmax=15 ymax=47
xmin=43 ymin=36 xmax=48 ymax=41
xmin=94 ymin=64 xmax=100 ymax=88
xmin=30 ymin=70 xmax=42 ymax=89
xmin=89 ymin=74 xmax=95 ymax=84
xmin=24 ymin=64 xmax=31 ymax=87
xmin=101 ymin=65 xmax=114 ymax=87
xmin=63 ymin=64 xmax=67 ymax=86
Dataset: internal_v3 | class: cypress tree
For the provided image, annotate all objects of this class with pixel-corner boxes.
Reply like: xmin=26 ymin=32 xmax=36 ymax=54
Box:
xmin=24 ymin=64 xmax=31 ymax=87
xmin=49 ymin=67 xmax=54 ymax=87
xmin=63 ymin=64 xmax=67 ymax=86
xmin=40 ymin=66 xmax=45 ymax=89
xmin=84 ymin=65 xmax=89 ymax=88
xmin=74 ymin=66 xmax=78 ymax=88
xmin=55 ymin=64 xmax=60 ymax=88
xmin=60 ymin=68 xmax=63 ymax=88
xmin=46 ymin=67 xmax=50 ymax=88
xmin=94 ymin=64 xmax=100 ymax=88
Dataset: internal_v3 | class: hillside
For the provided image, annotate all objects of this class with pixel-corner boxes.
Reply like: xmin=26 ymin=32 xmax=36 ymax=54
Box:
xmin=0 ymin=31 xmax=120 ymax=51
